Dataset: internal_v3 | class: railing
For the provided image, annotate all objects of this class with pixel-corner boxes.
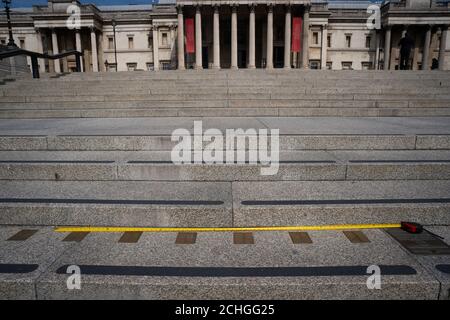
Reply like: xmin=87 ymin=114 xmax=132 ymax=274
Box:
xmin=0 ymin=47 xmax=82 ymax=79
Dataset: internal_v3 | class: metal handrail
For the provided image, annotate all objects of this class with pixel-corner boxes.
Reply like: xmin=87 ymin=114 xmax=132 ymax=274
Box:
xmin=0 ymin=47 xmax=82 ymax=79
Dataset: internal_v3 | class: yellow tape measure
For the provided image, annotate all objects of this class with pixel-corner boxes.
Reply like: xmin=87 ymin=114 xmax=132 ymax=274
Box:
xmin=55 ymin=223 xmax=401 ymax=233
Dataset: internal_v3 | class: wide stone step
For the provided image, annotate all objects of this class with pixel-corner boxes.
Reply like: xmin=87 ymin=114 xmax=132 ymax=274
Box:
xmin=0 ymin=225 xmax=445 ymax=299
xmin=2 ymin=94 xmax=450 ymax=104
xmin=1 ymin=134 xmax=449 ymax=151
xmin=232 ymin=180 xmax=450 ymax=226
xmin=3 ymin=84 xmax=450 ymax=96
xmin=0 ymin=160 xmax=449 ymax=181
xmin=0 ymin=180 xmax=449 ymax=226
xmin=1 ymin=149 xmax=449 ymax=162
xmin=1 ymin=117 xmax=449 ymax=134
xmin=2 ymin=108 xmax=450 ymax=118
xmin=0 ymin=180 xmax=231 ymax=227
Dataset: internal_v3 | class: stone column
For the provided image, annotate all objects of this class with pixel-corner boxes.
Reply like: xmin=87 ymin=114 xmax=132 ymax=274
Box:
xmin=284 ymin=5 xmax=291 ymax=69
xmin=384 ymin=26 xmax=391 ymax=70
xmin=75 ymin=29 xmax=84 ymax=72
xmin=152 ymin=26 xmax=160 ymax=71
xmin=35 ymin=28 xmax=45 ymax=73
xmin=439 ymin=25 xmax=448 ymax=71
xmin=248 ymin=4 xmax=256 ymax=69
xmin=51 ymin=29 xmax=61 ymax=73
xmin=177 ymin=6 xmax=185 ymax=70
xmin=302 ymin=6 xmax=310 ymax=69
xmin=213 ymin=5 xmax=221 ymax=69
xmin=320 ymin=25 xmax=328 ymax=69
xmin=231 ymin=5 xmax=238 ymax=69
xmin=422 ymin=25 xmax=432 ymax=70
xmin=195 ymin=5 xmax=203 ymax=69
xmin=90 ymin=28 xmax=98 ymax=72
xmin=266 ymin=4 xmax=273 ymax=69
xmin=375 ymin=31 xmax=380 ymax=70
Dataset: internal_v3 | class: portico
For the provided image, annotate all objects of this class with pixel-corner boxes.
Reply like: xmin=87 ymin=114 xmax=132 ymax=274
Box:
xmin=176 ymin=1 xmax=311 ymax=69
xmin=381 ymin=0 xmax=450 ymax=70
xmin=32 ymin=2 xmax=103 ymax=73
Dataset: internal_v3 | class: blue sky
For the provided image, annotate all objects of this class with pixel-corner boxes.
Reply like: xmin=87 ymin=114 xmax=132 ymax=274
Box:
xmin=11 ymin=0 xmax=158 ymax=7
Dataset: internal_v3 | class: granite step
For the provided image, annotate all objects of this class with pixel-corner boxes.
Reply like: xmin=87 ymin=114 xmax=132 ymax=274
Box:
xmin=232 ymin=180 xmax=450 ymax=226
xmin=0 ymin=180 xmax=449 ymax=226
xmin=1 ymin=134 xmax=449 ymax=151
xmin=0 ymin=180 xmax=232 ymax=227
xmin=2 ymin=108 xmax=450 ymax=118
xmin=0 ymin=160 xmax=449 ymax=181
xmin=0 ymin=225 xmax=445 ymax=299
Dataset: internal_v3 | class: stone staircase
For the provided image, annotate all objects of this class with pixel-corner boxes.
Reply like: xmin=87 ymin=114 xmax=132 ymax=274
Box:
xmin=1 ymin=70 xmax=450 ymax=118
xmin=0 ymin=70 xmax=449 ymax=299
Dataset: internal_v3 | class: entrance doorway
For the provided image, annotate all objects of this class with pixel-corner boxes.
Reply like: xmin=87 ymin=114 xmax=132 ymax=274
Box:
xmin=274 ymin=46 xmax=284 ymax=68
xmin=238 ymin=50 xmax=247 ymax=68
xmin=202 ymin=46 xmax=209 ymax=69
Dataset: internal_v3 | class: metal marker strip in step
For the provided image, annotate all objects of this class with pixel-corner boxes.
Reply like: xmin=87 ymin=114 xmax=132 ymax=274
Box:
xmin=127 ymin=160 xmax=337 ymax=164
xmin=7 ymin=229 xmax=38 ymax=241
xmin=349 ymin=160 xmax=450 ymax=163
xmin=0 ymin=160 xmax=115 ymax=164
xmin=54 ymin=265 xmax=417 ymax=277
xmin=0 ymin=264 xmax=39 ymax=274
xmin=289 ymin=232 xmax=313 ymax=244
xmin=241 ymin=198 xmax=450 ymax=206
xmin=175 ymin=232 xmax=197 ymax=244
xmin=436 ymin=264 xmax=450 ymax=274
xmin=0 ymin=198 xmax=224 ymax=206
xmin=62 ymin=232 xmax=89 ymax=242
xmin=118 ymin=232 xmax=143 ymax=243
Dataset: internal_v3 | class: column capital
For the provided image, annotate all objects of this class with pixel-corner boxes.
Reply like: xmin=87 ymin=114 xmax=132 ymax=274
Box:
xmin=176 ymin=4 xmax=184 ymax=13
xmin=441 ymin=24 xmax=449 ymax=31
xmin=285 ymin=4 xmax=292 ymax=13
xmin=231 ymin=4 xmax=238 ymax=12
xmin=195 ymin=3 xmax=202 ymax=11
xmin=248 ymin=3 xmax=256 ymax=11
xmin=213 ymin=3 xmax=220 ymax=12
xmin=267 ymin=3 xmax=274 ymax=12
xmin=34 ymin=27 xmax=41 ymax=34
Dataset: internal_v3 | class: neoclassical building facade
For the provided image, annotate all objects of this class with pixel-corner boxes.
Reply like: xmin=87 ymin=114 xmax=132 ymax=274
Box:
xmin=0 ymin=0 xmax=449 ymax=72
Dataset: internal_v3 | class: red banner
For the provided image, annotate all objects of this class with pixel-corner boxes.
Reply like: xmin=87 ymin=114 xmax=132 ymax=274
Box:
xmin=291 ymin=17 xmax=303 ymax=53
xmin=185 ymin=18 xmax=195 ymax=54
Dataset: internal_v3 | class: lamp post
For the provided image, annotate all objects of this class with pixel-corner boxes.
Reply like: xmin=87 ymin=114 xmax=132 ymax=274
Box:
xmin=2 ymin=0 xmax=16 ymax=47
xmin=111 ymin=18 xmax=118 ymax=71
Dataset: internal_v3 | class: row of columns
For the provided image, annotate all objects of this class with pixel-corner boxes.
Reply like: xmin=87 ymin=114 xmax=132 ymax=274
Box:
xmin=35 ymin=27 xmax=99 ymax=73
xmin=177 ymin=5 xmax=310 ymax=70
xmin=384 ymin=24 xmax=448 ymax=70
